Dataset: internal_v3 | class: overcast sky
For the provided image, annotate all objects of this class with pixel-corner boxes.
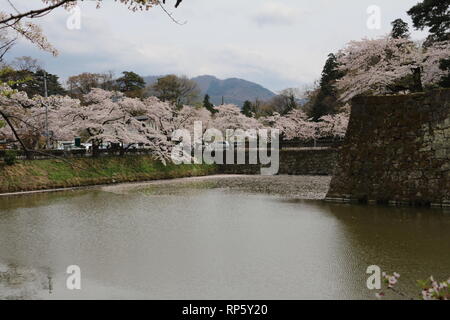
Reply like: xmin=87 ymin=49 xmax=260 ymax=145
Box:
xmin=2 ymin=0 xmax=427 ymax=92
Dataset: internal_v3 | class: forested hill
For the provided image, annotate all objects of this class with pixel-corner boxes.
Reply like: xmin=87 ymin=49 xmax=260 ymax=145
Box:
xmin=144 ymin=74 xmax=276 ymax=107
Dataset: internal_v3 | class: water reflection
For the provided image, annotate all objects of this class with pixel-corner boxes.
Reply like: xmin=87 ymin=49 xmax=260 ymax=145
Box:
xmin=300 ymin=201 xmax=450 ymax=299
xmin=0 ymin=175 xmax=448 ymax=300
xmin=0 ymin=263 xmax=52 ymax=299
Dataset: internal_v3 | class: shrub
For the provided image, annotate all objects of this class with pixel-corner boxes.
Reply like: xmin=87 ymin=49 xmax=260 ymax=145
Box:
xmin=4 ymin=150 xmax=17 ymax=166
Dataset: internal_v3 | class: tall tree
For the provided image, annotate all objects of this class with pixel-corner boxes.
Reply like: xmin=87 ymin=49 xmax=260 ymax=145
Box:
xmin=176 ymin=76 xmax=201 ymax=106
xmin=408 ymin=0 xmax=450 ymax=88
xmin=0 ymin=66 xmax=66 ymax=97
xmin=116 ymin=71 xmax=146 ymax=98
xmin=150 ymin=75 xmax=200 ymax=107
xmin=203 ymin=94 xmax=217 ymax=114
xmin=319 ymin=53 xmax=342 ymax=94
xmin=241 ymin=100 xmax=253 ymax=117
xmin=407 ymin=0 xmax=450 ymax=44
xmin=308 ymin=53 xmax=343 ymax=120
xmin=26 ymin=69 xmax=67 ymax=97
xmin=336 ymin=36 xmax=450 ymax=101
xmin=391 ymin=19 xmax=410 ymax=39
xmin=67 ymin=72 xmax=116 ymax=98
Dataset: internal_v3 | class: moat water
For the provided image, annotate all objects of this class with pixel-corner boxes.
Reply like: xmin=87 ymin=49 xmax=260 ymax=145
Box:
xmin=0 ymin=175 xmax=449 ymax=300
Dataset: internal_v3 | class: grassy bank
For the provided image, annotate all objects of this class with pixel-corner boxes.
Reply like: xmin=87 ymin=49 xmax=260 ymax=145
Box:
xmin=0 ymin=155 xmax=218 ymax=194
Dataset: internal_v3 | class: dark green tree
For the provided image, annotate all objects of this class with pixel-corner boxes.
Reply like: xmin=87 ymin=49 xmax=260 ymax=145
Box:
xmin=439 ymin=59 xmax=450 ymax=88
xmin=116 ymin=71 xmax=146 ymax=98
xmin=0 ymin=66 xmax=32 ymax=88
xmin=26 ymin=69 xmax=67 ymax=97
xmin=391 ymin=18 xmax=410 ymax=39
xmin=241 ymin=100 xmax=253 ymax=117
xmin=150 ymin=75 xmax=200 ymax=107
xmin=319 ymin=53 xmax=342 ymax=93
xmin=408 ymin=0 xmax=450 ymax=88
xmin=0 ymin=67 xmax=66 ymax=97
xmin=308 ymin=53 xmax=343 ymax=121
xmin=407 ymin=0 xmax=450 ymax=44
xmin=203 ymin=94 xmax=217 ymax=114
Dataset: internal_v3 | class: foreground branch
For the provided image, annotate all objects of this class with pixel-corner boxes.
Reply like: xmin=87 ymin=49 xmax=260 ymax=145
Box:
xmin=0 ymin=0 xmax=184 ymax=26
xmin=0 ymin=0 xmax=76 ymax=25
xmin=0 ymin=110 xmax=32 ymax=159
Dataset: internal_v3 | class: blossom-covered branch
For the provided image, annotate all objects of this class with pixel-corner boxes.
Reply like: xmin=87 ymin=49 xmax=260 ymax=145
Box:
xmin=337 ymin=36 xmax=450 ymax=102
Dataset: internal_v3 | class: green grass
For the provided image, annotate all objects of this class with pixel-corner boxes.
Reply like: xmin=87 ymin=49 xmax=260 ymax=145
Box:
xmin=0 ymin=155 xmax=218 ymax=193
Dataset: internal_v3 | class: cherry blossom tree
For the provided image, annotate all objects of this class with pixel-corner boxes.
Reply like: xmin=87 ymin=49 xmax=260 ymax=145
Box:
xmin=421 ymin=40 xmax=450 ymax=85
xmin=212 ymin=104 xmax=262 ymax=132
xmin=1 ymin=87 xmax=350 ymax=163
xmin=261 ymin=109 xmax=317 ymax=141
xmin=56 ymin=89 xmax=174 ymax=162
xmin=317 ymin=105 xmax=350 ymax=139
xmin=174 ymin=105 xmax=212 ymax=134
xmin=337 ymin=36 xmax=450 ymax=101
xmin=0 ymin=88 xmax=88 ymax=153
xmin=210 ymin=104 xmax=263 ymax=143
xmin=0 ymin=12 xmax=57 ymax=61
xmin=0 ymin=87 xmax=179 ymax=162
xmin=0 ymin=85 xmax=39 ymax=156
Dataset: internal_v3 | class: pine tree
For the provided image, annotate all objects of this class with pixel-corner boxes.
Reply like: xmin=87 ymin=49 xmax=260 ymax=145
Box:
xmin=408 ymin=0 xmax=449 ymax=87
xmin=203 ymin=94 xmax=217 ymax=114
xmin=116 ymin=71 xmax=146 ymax=98
xmin=309 ymin=53 xmax=343 ymax=121
xmin=407 ymin=0 xmax=450 ymax=44
xmin=242 ymin=100 xmax=253 ymax=117
xmin=391 ymin=19 xmax=410 ymax=39
xmin=0 ymin=67 xmax=66 ymax=97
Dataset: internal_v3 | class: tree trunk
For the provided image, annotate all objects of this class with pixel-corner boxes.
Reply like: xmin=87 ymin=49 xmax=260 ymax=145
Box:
xmin=411 ymin=67 xmax=423 ymax=93
xmin=92 ymin=141 xmax=100 ymax=158
xmin=0 ymin=111 xmax=33 ymax=160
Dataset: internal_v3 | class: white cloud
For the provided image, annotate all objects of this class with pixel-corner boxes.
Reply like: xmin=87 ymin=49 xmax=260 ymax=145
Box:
xmin=253 ymin=2 xmax=303 ymax=27
xmin=0 ymin=0 xmax=427 ymax=91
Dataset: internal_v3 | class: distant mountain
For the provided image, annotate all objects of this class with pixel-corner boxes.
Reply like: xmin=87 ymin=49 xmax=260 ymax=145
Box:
xmin=144 ymin=75 xmax=162 ymax=86
xmin=144 ymin=74 xmax=276 ymax=107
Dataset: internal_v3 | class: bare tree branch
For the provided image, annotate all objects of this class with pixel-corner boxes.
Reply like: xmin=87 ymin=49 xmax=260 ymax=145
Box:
xmin=1 ymin=1 xmax=185 ymax=26
xmin=0 ymin=36 xmax=17 ymax=62
xmin=0 ymin=0 xmax=76 ymax=25
xmin=159 ymin=1 xmax=187 ymax=25
xmin=163 ymin=0 xmax=183 ymax=8
xmin=0 ymin=110 xmax=32 ymax=159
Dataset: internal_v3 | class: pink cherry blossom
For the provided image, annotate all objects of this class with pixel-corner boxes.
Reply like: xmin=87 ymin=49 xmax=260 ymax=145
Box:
xmin=337 ymin=35 xmax=450 ymax=102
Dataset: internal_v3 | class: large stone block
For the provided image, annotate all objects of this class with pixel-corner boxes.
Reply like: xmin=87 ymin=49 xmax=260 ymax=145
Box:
xmin=326 ymin=89 xmax=450 ymax=206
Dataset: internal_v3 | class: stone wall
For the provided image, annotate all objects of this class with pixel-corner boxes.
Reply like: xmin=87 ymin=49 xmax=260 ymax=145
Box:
xmin=219 ymin=148 xmax=338 ymax=176
xmin=326 ymin=89 xmax=450 ymax=207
